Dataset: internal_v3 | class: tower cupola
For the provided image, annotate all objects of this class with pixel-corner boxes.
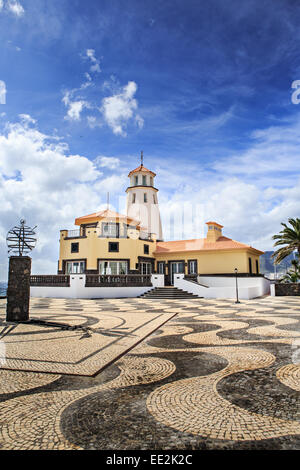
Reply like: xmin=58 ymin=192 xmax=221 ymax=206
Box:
xmin=126 ymin=152 xmax=163 ymax=241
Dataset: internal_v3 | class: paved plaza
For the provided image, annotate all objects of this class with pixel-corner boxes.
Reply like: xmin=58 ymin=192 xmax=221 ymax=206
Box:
xmin=0 ymin=295 xmax=299 ymax=450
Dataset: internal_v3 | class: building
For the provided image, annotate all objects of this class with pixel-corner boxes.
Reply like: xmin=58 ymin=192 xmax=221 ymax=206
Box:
xmin=58 ymin=158 xmax=264 ymax=285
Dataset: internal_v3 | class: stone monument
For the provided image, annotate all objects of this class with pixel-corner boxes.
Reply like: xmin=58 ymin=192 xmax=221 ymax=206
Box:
xmin=6 ymin=220 xmax=37 ymax=322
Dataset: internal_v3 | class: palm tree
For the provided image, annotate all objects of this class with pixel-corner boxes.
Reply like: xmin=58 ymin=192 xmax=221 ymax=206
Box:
xmin=280 ymin=259 xmax=300 ymax=283
xmin=272 ymin=218 xmax=300 ymax=264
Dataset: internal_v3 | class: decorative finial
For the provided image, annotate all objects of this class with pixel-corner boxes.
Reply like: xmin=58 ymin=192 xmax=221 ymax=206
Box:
xmin=141 ymin=150 xmax=144 ymax=166
xmin=6 ymin=219 xmax=37 ymax=257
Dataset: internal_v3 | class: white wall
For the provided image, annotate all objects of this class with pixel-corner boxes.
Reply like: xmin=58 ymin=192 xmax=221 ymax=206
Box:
xmin=198 ymin=276 xmax=270 ymax=296
xmin=30 ymin=274 xmax=158 ymax=299
xmin=174 ymin=274 xmax=270 ymax=300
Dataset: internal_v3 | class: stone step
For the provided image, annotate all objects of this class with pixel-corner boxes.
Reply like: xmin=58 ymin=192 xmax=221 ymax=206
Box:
xmin=140 ymin=287 xmax=200 ymax=299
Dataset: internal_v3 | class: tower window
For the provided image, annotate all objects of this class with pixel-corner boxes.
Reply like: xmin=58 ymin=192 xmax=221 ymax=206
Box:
xmin=132 ymin=193 xmax=136 ymax=203
xmin=71 ymin=243 xmax=79 ymax=253
xmin=109 ymin=242 xmax=119 ymax=253
xmin=135 ymin=176 xmax=138 ymax=185
xmin=150 ymin=177 xmax=153 ymax=186
xmin=144 ymin=193 xmax=147 ymax=203
xmin=153 ymin=194 xmax=157 ymax=204
xmin=142 ymin=175 xmax=147 ymax=185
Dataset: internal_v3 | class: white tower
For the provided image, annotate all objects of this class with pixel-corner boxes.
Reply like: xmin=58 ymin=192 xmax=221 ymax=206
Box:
xmin=126 ymin=153 xmax=163 ymax=241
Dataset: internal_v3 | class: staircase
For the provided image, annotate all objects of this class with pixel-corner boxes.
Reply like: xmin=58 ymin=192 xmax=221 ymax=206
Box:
xmin=139 ymin=286 xmax=201 ymax=299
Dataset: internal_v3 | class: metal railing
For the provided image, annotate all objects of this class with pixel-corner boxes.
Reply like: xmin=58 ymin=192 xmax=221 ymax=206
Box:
xmin=30 ymin=275 xmax=70 ymax=287
xmin=85 ymin=274 xmax=152 ymax=287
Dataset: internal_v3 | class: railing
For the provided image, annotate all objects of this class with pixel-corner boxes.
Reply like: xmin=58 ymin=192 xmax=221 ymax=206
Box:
xmin=30 ymin=275 xmax=70 ymax=287
xmin=66 ymin=230 xmax=81 ymax=238
xmin=85 ymin=274 xmax=152 ymax=287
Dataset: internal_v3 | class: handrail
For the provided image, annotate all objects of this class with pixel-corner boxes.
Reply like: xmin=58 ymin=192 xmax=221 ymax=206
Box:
xmin=85 ymin=274 xmax=152 ymax=287
xmin=30 ymin=275 xmax=70 ymax=287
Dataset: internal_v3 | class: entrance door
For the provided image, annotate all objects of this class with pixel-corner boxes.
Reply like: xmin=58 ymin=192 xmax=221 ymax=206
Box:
xmin=170 ymin=262 xmax=185 ymax=285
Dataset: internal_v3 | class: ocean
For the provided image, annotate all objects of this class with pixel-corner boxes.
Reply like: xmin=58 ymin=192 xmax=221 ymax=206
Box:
xmin=0 ymin=282 xmax=7 ymax=297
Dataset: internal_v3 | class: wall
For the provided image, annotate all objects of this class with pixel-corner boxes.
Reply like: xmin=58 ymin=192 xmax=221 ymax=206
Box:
xmin=155 ymin=249 xmax=260 ymax=275
xmin=174 ymin=274 xmax=270 ymax=299
xmin=30 ymin=274 xmax=160 ymax=299
xmin=59 ymin=229 xmax=156 ymax=273
xmin=198 ymin=276 xmax=270 ymax=296
xmin=272 ymin=283 xmax=300 ymax=296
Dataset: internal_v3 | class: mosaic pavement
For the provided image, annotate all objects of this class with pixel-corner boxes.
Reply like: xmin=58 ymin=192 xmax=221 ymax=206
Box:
xmin=0 ymin=295 xmax=299 ymax=450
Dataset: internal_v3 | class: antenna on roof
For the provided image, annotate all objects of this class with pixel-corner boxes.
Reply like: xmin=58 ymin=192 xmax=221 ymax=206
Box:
xmin=107 ymin=192 xmax=110 ymax=211
xmin=141 ymin=150 xmax=144 ymax=166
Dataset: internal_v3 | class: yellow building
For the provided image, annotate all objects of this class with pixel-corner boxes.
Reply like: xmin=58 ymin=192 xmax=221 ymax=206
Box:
xmin=58 ymin=160 xmax=264 ymax=285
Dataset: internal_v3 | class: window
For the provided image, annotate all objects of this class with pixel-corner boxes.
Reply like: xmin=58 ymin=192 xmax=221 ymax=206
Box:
xmin=188 ymin=260 xmax=198 ymax=275
xmin=249 ymin=257 xmax=252 ymax=274
xmin=135 ymin=176 xmax=138 ymax=185
xmin=158 ymin=262 xmax=165 ymax=274
xmin=142 ymin=175 xmax=147 ymax=185
xmin=256 ymin=260 xmax=259 ymax=274
xmin=102 ymin=222 xmax=119 ymax=238
xmin=66 ymin=261 xmax=85 ymax=274
xmin=99 ymin=260 xmax=128 ymax=275
xmin=109 ymin=242 xmax=119 ymax=252
xmin=153 ymin=194 xmax=157 ymax=204
xmin=132 ymin=193 xmax=136 ymax=203
xmin=71 ymin=242 xmax=79 ymax=253
xmin=141 ymin=262 xmax=152 ymax=274
xmin=150 ymin=177 xmax=153 ymax=186
xmin=144 ymin=193 xmax=147 ymax=203
xmin=144 ymin=244 xmax=149 ymax=255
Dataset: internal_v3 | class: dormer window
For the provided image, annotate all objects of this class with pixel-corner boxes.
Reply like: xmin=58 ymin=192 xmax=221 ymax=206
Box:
xmin=142 ymin=175 xmax=147 ymax=186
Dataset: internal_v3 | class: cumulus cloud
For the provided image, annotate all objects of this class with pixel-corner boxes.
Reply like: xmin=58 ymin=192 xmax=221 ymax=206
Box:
xmin=0 ymin=117 xmax=107 ymax=279
xmin=101 ymin=81 xmax=144 ymax=136
xmin=94 ymin=156 xmax=121 ymax=169
xmin=0 ymin=80 xmax=6 ymax=104
xmin=6 ymin=0 xmax=24 ymax=16
xmin=62 ymin=91 xmax=89 ymax=121
xmin=85 ymin=49 xmax=101 ymax=73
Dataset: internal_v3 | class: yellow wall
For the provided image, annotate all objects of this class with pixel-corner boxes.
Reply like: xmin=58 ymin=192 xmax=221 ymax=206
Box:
xmin=155 ymin=250 xmax=260 ymax=274
xmin=59 ymin=228 xmax=155 ymax=272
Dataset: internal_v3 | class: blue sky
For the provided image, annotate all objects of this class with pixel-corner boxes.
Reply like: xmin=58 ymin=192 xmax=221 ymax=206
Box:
xmin=0 ymin=0 xmax=300 ymax=278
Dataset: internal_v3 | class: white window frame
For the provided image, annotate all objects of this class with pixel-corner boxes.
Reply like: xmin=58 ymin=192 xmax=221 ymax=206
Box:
xmin=66 ymin=261 xmax=85 ymax=274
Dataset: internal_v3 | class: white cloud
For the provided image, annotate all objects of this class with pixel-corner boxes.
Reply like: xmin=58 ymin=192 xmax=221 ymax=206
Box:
xmin=0 ymin=118 xmax=104 ymax=279
xmin=0 ymin=0 xmax=3 ymax=11
xmin=101 ymin=81 xmax=143 ymax=136
xmin=85 ymin=49 xmax=101 ymax=73
xmin=0 ymin=80 xmax=6 ymax=104
xmin=6 ymin=0 xmax=24 ymax=16
xmin=62 ymin=91 xmax=89 ymax=121
xmin=94 ymin=156 xmax=121 ymax=169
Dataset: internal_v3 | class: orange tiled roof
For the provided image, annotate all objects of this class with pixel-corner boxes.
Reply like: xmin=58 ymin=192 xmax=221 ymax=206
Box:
xmin=75 ymin=209 xmax=140 ymax=226
xmin=154 ymin=237 xmax=264 ymax=254
xmin=128 ymin=165 xmax=156 ymax=177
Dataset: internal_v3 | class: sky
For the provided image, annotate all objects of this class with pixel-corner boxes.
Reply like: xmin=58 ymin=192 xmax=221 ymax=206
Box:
xmin=0 ymin=0 xmax=300 ymax=279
